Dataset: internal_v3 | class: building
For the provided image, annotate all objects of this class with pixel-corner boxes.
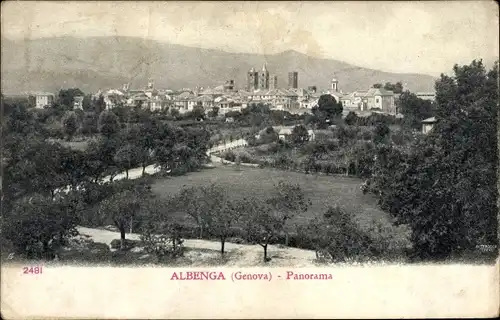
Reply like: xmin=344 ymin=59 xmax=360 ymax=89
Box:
xmin=247 ymin=68 xmax=258 ymax=91
xmin=259 ymin=63 xmax=270 ymax=90
xmin=73 ymin=96 xmax=84 ymax=110
xmin=270 ymin=74 xmax=278 ymax=89
xmin=223 ymin=80 xmax=235 ymax=92
xmin=363 ymin=88 xmax=396 ymax=113
xmin=34 ymin=92 xmax=55 ymax=109
xmin=422 ymin=117 xmax=437 ymax=134
xmin=288 ymin=71 xmax=298 ymax=89
xmin=416 ymin=92 xmax=436 ymax=102
xmin=147 ymin=79 xmax=155 ymax=90
xmin=331 ymin=77 xmax=339 ymax=92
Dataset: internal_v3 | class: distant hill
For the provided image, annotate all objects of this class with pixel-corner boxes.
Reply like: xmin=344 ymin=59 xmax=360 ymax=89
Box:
xmin=1 ymin=36 xmax=437 ymax=94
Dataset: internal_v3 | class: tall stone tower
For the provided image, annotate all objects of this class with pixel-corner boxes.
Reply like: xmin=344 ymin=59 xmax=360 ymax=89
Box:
xmin=331 ymin=75 xmax=339 ymax=92
xmin=247 ymin=68 xmax=258 ymax=91
xmin=259 ymin=63 xmax=270 ymax=90
xmin=270 ymin=74 xmax=278 ymax=89
xmin=288 ymin=71 xmax=298 ymax=89
xmin=147 ymin=79 xmax=155 ymax=90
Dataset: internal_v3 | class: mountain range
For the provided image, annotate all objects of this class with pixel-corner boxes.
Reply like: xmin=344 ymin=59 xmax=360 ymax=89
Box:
xmin=1 ymin=36 xmax=438 ymax=95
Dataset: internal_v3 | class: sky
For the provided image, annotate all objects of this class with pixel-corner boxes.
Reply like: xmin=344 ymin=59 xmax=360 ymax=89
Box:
xmin=2 ymin=1 xmax=498 ymax=76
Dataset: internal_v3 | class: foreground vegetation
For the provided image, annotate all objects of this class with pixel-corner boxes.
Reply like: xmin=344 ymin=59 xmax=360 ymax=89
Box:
xmin=1 ymin=60 xmax=497 ymax=265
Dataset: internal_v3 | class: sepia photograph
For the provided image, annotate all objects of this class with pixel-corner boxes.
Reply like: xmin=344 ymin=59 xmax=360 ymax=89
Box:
xmin=1 ymin=0 xmax=499 ymax=318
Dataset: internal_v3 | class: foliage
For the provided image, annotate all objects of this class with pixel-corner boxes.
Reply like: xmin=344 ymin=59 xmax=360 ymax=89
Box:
xmin=373 ymin=122 xmax=390 ymax=144
xmin=266 ymin=181 xmax=311 ymax=245
xmin=344 ymin=111 xmax=359 ymax=125
xmin=98 ymin=110 xmax=120 ymax=137
xmin=62 ymin=111 xmax=79 ymax=140
xmin=57 ymin=88 xmax=84 ymax=109
xmin=290 ymin=125 xmax=309 ymax=145
xmin=2 ymin=193 xmax=81 ymax=259
xmin=98 ymin=190 xmax=141 ymax=249
xmin=370 ymin=60 xmax=499 ymax=260
xmin=240 ymin=197 xmax=281 ymax=262
xmin=312 ymin=94 xmax=343 ymax=126
xmin=257 ymin=126 xmax=279 ymax=144
xmin=397 ymin=91 xmax=434 ymax=128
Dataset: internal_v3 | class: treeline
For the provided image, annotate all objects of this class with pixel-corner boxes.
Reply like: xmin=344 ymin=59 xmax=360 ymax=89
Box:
xmin=1 ymin=100 xmax=211 ymax=260
xmin=366 ymin=60 xmax=498 ymax=260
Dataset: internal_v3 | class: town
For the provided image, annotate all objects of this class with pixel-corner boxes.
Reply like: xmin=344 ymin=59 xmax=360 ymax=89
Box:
xmin=28 ymin=63 xmax=437 ymax=133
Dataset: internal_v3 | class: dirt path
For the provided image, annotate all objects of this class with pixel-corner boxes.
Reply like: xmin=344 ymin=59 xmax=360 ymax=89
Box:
xmin=76 ymin=226 xmax=318 ymax=267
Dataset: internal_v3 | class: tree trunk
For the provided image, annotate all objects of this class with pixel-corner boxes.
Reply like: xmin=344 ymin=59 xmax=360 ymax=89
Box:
xmin=142 ymin=164 xmax=146 ymax=176
xmin=199 ymin=223 xmax=203 ymax=239
xmin=120 ymin=228 xmax=126 ymax=250
xmin=221 ymin=237 xmax=225 ymax=255
xmin=263 ymin=244 xmax=268 ymax=262
xmin=130 ymin=217 xmax=133 ymax=233
xmin=284 ymin=232 xmax=289 ymax=246
xmin=125 ymin=169 xmax=129 ymax=179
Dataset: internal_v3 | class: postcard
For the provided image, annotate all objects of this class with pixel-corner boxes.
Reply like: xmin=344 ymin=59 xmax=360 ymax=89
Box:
xmin=1 ymin=1 xmax=499 ymax=318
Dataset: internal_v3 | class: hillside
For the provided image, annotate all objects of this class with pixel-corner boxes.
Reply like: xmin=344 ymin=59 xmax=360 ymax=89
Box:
xmin=1 ymin=36 xmax=437 ymax=94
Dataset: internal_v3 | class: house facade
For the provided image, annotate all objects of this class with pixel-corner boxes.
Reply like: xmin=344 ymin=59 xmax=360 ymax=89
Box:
xmin=34 ymin=93 xmax=55 ymax=109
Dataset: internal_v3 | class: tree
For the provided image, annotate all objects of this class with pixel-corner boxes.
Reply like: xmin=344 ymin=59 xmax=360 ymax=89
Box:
xmin=384 ymin=82 xmax=404 ymax=94
xmin=98 ymin=190 xmax=140 ymax=250
xmin=98 ymin=110 xmax=120 ymax=138
xmin=257 ymin=126 xmax=279 ymax=144
xmin=266 ymin=181 xmax=311 ymax=246
xmin=82 ymin=94 xmax=93 ymax=111
xmin=113 ymin=144 xmax=140 ymax=179
xmin=373 ymin=122 xmax=390 ymax=144
xmin=62 ymin=111 xmax=79 ymax=140
xmin=140 ymin=198 xmax=185 ymax=262
xmin=372 ymin=60 xmax=498 ymax=260
xmin=290 ymin=125 xmax=309 ymax=145
xmin=170 ymin=185 xmax=219 ymax=240
xmin=344 ymin=111 xmax=359 ymax=125
xmin=397 ymin=91 xmax=434 ymax=128
xmin=93 ymin=94 xmax=106 ymax=114
xmin=313 ymin=94 xmax=343 ymax=126
xmin=58 ymin=88 xmax=84 ymax=109
xmin=241 ymin=197 xmax=282 ymax=262
xmin=372 ymin=83 xmax=383 ymax=89
xmin=297 ymin=206 xmax=374 ymax=262
xmin=3 ymin=193 xmax=80 ymax=259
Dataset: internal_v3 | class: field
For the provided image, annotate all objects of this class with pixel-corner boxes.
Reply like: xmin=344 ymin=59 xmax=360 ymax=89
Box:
xmin=150 ymin=166 xmax=411 ymax=247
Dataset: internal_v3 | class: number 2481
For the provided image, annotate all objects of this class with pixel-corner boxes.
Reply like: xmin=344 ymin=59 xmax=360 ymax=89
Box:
xmin=23 ymin=266 xmax=43 ymax=275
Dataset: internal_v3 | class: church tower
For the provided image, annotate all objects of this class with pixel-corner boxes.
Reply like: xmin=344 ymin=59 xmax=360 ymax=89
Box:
xmin=247 ymin=68 xmax=258 ymax=91
xmin=259 ymin=63 xmax=270 ymax=90
xmin=331 ymin=75 xmax=339 ymax=92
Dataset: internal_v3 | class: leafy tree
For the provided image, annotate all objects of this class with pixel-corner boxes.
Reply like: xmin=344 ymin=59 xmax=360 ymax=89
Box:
xmin=58 ymin=88 xmax=84 ymax=109
xmin=3 ymin=193 xmax=80 ymax=259
xmin=372 ymin=60 xmax=498 ymax=260
xmin=344 ymin=111 xmax=359 ymax=125
xmin=397 ymin=91 xmax=434 ymax=128
xmin=62 ymin=111 xmax=79 ymax=140
xmin=98 ymin=110 xmax=120 ymax=138
xmin=290 ymin=125 xmax=309 ymax=145
xmin=372 ymin=83 xmax=383 ymax=89
xmin=373 ymin=122 xmax=390 ymax=144
xmin=113 ymin=144 xmax=140 ymax=179
xmin=257 ymin=126 xmax=279 ymax=144
xmin=140 ymin=198 xmax=185 ymax=262
xmin=241 ymin=197 xmax=282 ymax=262
xmin=384 ymin=82 xmax=404 ymax=94
xmin=297 ymin=206 xmax=375 ymax=262
xmin=266 ymin=181 xmax=311 ymax=246
xmin=93 ymin=94 xmax=106 ymax=114
xmin=170 ymin=185 xmax=219 ymax=239
xmin=98 ymin=190 xmax=140 ymax=249
xmin=312 ymin=94 xmax=343 ymax=126
xmin=82 ymin=94 xmax=93 ymax=111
